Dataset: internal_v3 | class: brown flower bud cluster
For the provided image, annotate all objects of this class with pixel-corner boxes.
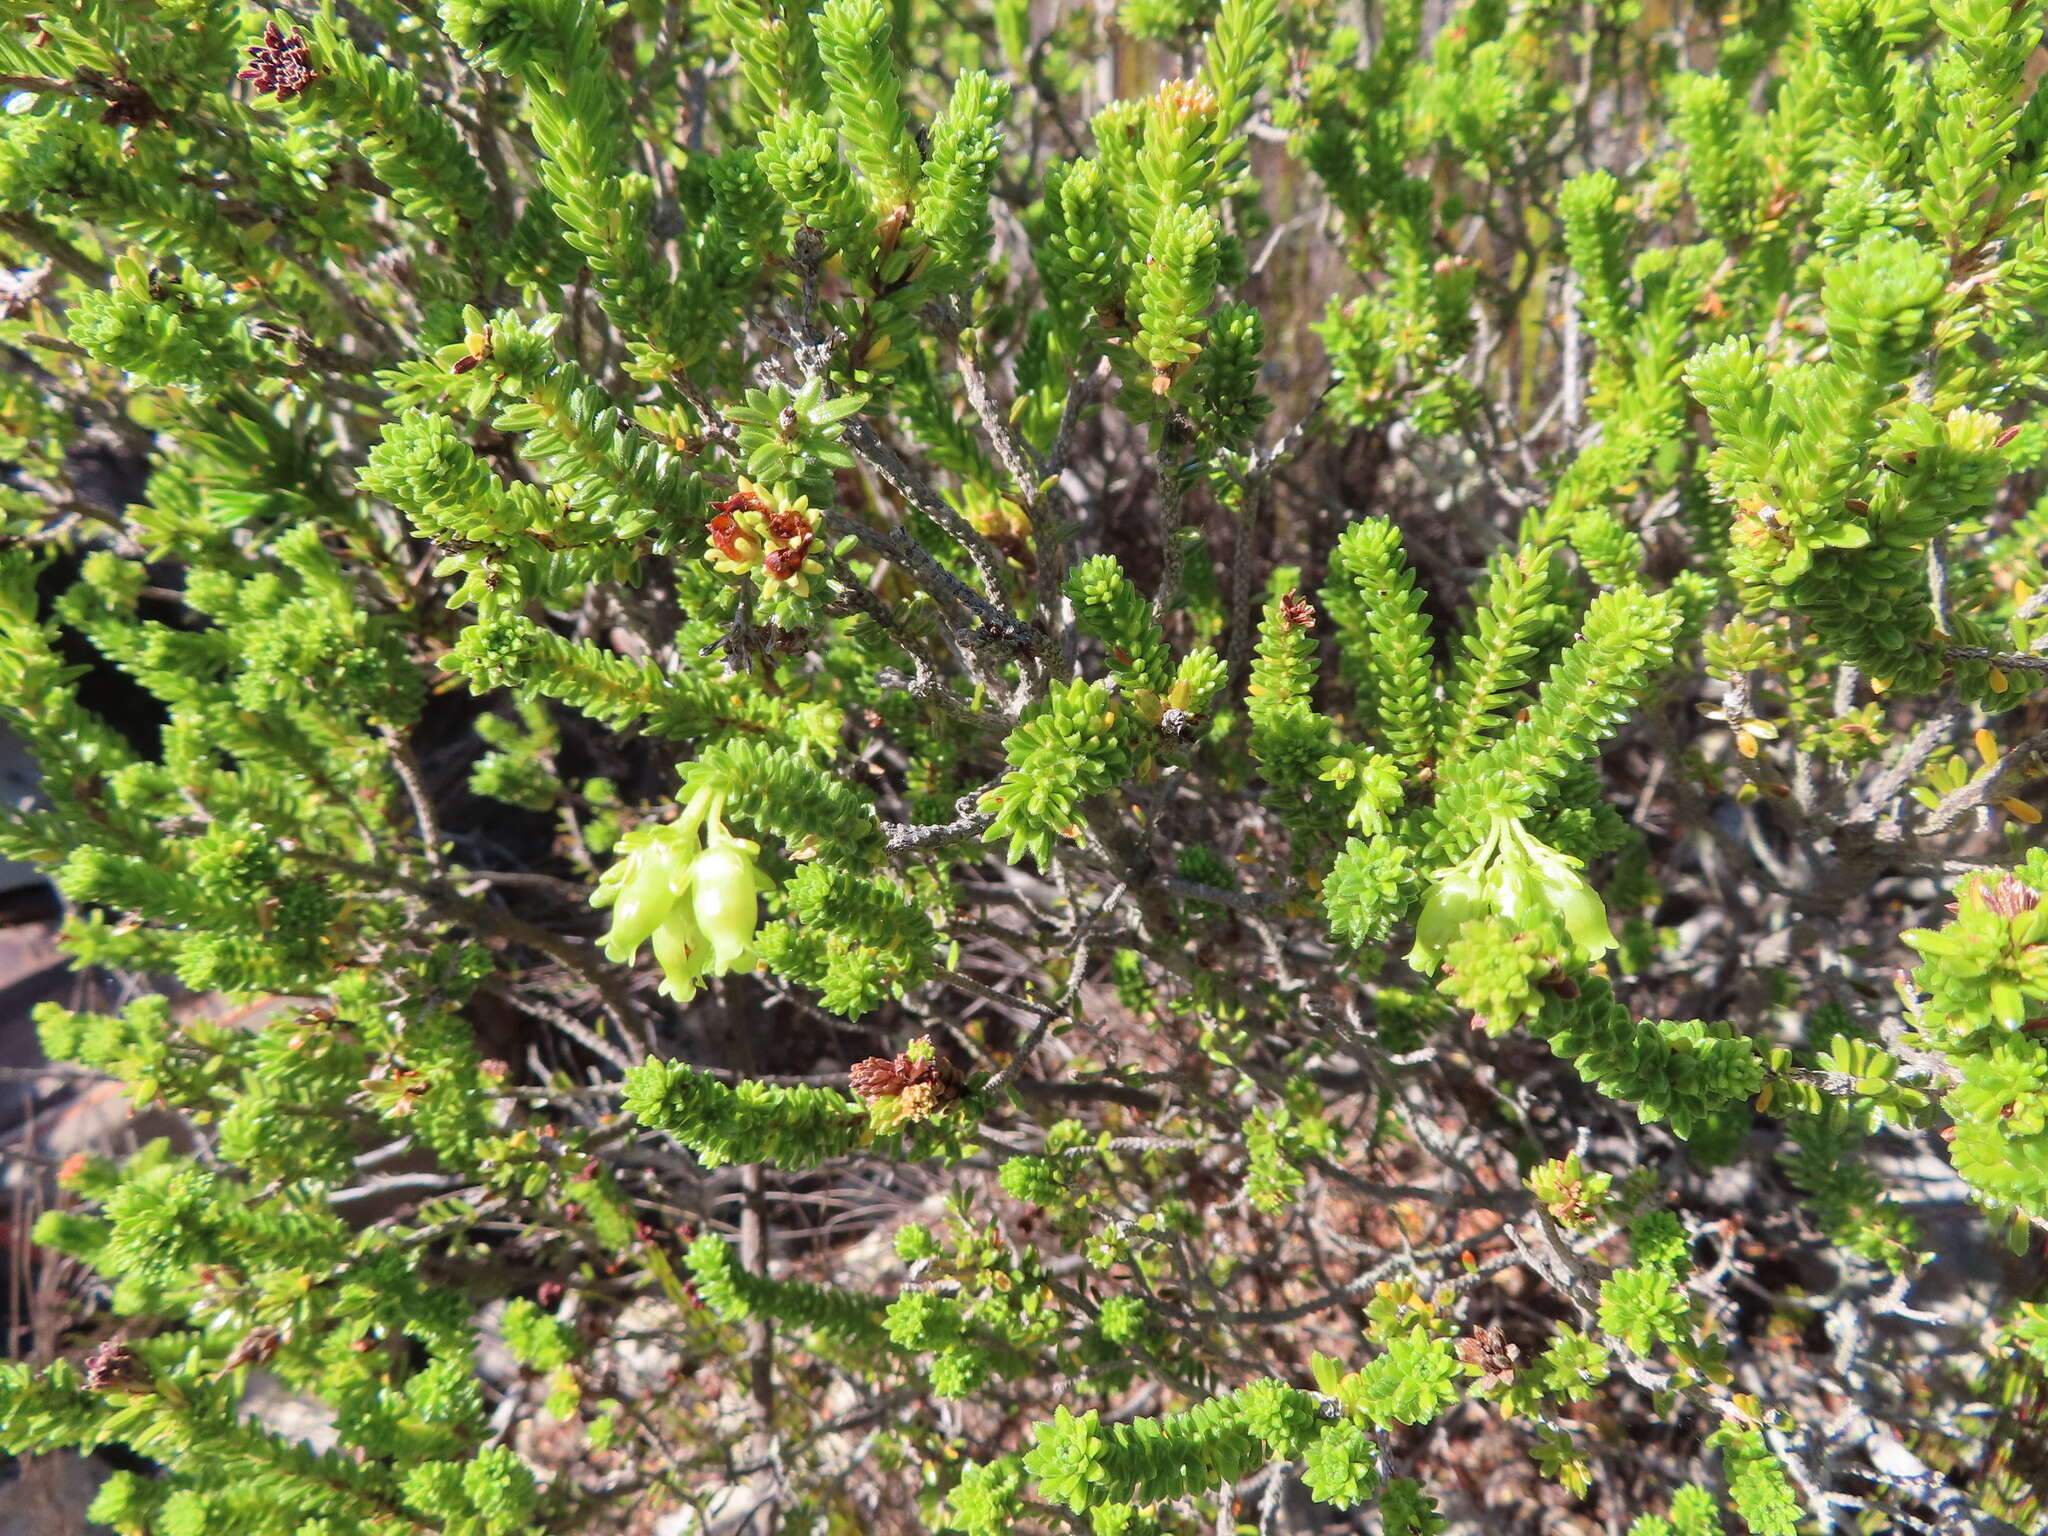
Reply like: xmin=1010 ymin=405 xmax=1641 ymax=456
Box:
xmin=1278 ymin=590 xmax=1316 ymax=630
xmin=83 ymin=1340 xmax=151 ymax=1393
xmin=849 ymin=1038 xmax=961 ymax=1124
xmin=221 ymin=1326 xmax=284 ymax=1374
xmin=1980 ymin=873 xmax=2042 ymax=919
xmin=237 ymin=21 xmax=316 ymax=103
xmin=1454 ymin=1326 xmax=1522 ymax=1390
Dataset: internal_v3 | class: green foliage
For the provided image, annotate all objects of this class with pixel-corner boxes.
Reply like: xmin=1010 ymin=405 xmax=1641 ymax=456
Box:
xmin=1301 ymin=1417 xmax=1381 ymax=1508
xmin=1382 ymin=1477 xmax=1450 ymax=1536
xmin=687 ymin=1232 xmax=890 ymax=1347
xmin=500 ymin=1298 xmax=579 ymax=1371
xmin=1708 ymin=1425 xmax=1803 ymax=1536
xmin=815 ymin=0 xmax=924 ymax=218
xmin=623 ymin=1057 xmax=870 ymax=1170
xmin=1016 ymin=1386 xmax=1324 ymax=1514
xmin=1247 ymin=588 xmax=1339 ymax=812
xmin=1598 ymin=1265 xmax=1694 ymax=1355
xmin=980 ymin=679 xmax=1137 ymax=867
xmin=763 ymin=862 xmax=937 ymax=1016
xmin=1329 ymin=516 xmax=1436 ymax=769
xmin=1 ymin=0 xmax=2041 ymax=1532
xmin=1069 ymin=554 xmax=1172 ymax=697
xmin=1535 ymin=982 xmax=1765 ymax=1140
xmin=1901 ymin=855 xmax=2048 ymax=1220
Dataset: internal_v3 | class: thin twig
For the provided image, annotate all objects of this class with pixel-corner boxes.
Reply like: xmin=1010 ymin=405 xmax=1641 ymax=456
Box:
xmin=382 ymin=725 xmax=447 ymax=875
xmin=839 ymin=419 xmax=1023 ymax=616
xmin=883 ymin=804 xmax=998 ymax=854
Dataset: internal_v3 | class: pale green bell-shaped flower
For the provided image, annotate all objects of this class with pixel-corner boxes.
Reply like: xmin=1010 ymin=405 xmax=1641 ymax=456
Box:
xmin=1487 ymin=852 xmax=1550 ymax=932
xmin=592 ymin=824 xmax=693 ymax=964
xmin=1530 ymin=848 xmax=1615 ymax=958
xmin=690 ymin=836 xmax=764 ymax=971
xmin=1500 ymin=817 xmax=1615 ymax=960
xmin=650 ymin=909 xmax=713 ymax=1001
xmin=1554 ymin=877 xmax=1617 ymax=958
xmin=591 ymin=786 xmax=774 ymax=1000
xmin=1409 ymin=859 xmax=1489 ymax=972
xmin=1408 ymin=812 xmax=1615 ymax=974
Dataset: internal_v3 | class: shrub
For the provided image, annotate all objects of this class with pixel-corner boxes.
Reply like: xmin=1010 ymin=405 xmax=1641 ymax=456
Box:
xmin=1 ymin=1 xmax=2046 ymax=1533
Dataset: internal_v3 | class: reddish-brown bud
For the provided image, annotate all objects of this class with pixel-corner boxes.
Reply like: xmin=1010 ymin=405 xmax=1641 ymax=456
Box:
xmin=712 ymin=490 xmax=771 ymax=518
xmin=238 ymin=20 xmax=317 ymax=102
xmin=707 ymin=512 xmax=750 ymax=561
xmin=84 ymin=1341 xmax=151 ymax=1393
xmin=1455 ymin=1326 xmax=1522 ymax=1389
xmin=849 ymin=1056 xmax=909 ymax=1101
xmin=1981 ymin=874 xmax=2041 ymax=919
xmin=221 ymin=1327 xmax=284 ymax=1373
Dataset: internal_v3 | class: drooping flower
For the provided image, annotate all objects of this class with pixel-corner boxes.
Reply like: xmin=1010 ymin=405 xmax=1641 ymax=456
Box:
xmin=592 ymin=784 xmax=772 ymax=1001
xmin=688 ymin=842 xmax=763 ymax=970
xmin=1410 ymin=860 xmax=1489 ymax=968
xmin=1408 ymin=812 xmax=1614 ymax=974
xmin=594 ymin=826 xmax=692 ymax=963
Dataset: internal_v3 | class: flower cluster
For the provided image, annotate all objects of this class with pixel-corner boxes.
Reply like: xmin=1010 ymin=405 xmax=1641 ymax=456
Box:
xmin=849 ymin=1036 xmax=961 ymax=1131
xmin=704 ymin=479 xmax=825 ymax=603
xmin=591 ymin=787 xmax=771 ymax=1001
xmin=237 ymin=21 xmax=317 ymax=102
xmin=1409 ymin=814 xmax=1614 ymax=974
xmin=82 ymin=1341 xmax=150 ymax=1394
xmin=1455 ymin=1327 xmax=1522 ymax=1391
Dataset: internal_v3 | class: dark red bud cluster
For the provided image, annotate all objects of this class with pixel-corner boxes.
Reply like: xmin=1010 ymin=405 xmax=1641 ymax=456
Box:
xmin=238 ymin=21 xmax=316 ymax=102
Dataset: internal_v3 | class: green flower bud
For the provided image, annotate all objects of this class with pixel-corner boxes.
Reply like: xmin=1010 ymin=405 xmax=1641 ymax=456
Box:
xmin=1410 ymin=863 xmax=1487 ymax=970
xmin=1542 ymin=861 xmax=1615 ymax=958
xmin=691 ymin=839 xmax=764 ymax=970
xmin=651 ymin=911 xmax=711 ymax=1000
xmin=593 ymin=825 xmax=692 ymax=963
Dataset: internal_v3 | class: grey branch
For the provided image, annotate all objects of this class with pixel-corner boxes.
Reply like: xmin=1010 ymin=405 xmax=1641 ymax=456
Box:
xmin=883 ymin=804 xmax=997 ymax=853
